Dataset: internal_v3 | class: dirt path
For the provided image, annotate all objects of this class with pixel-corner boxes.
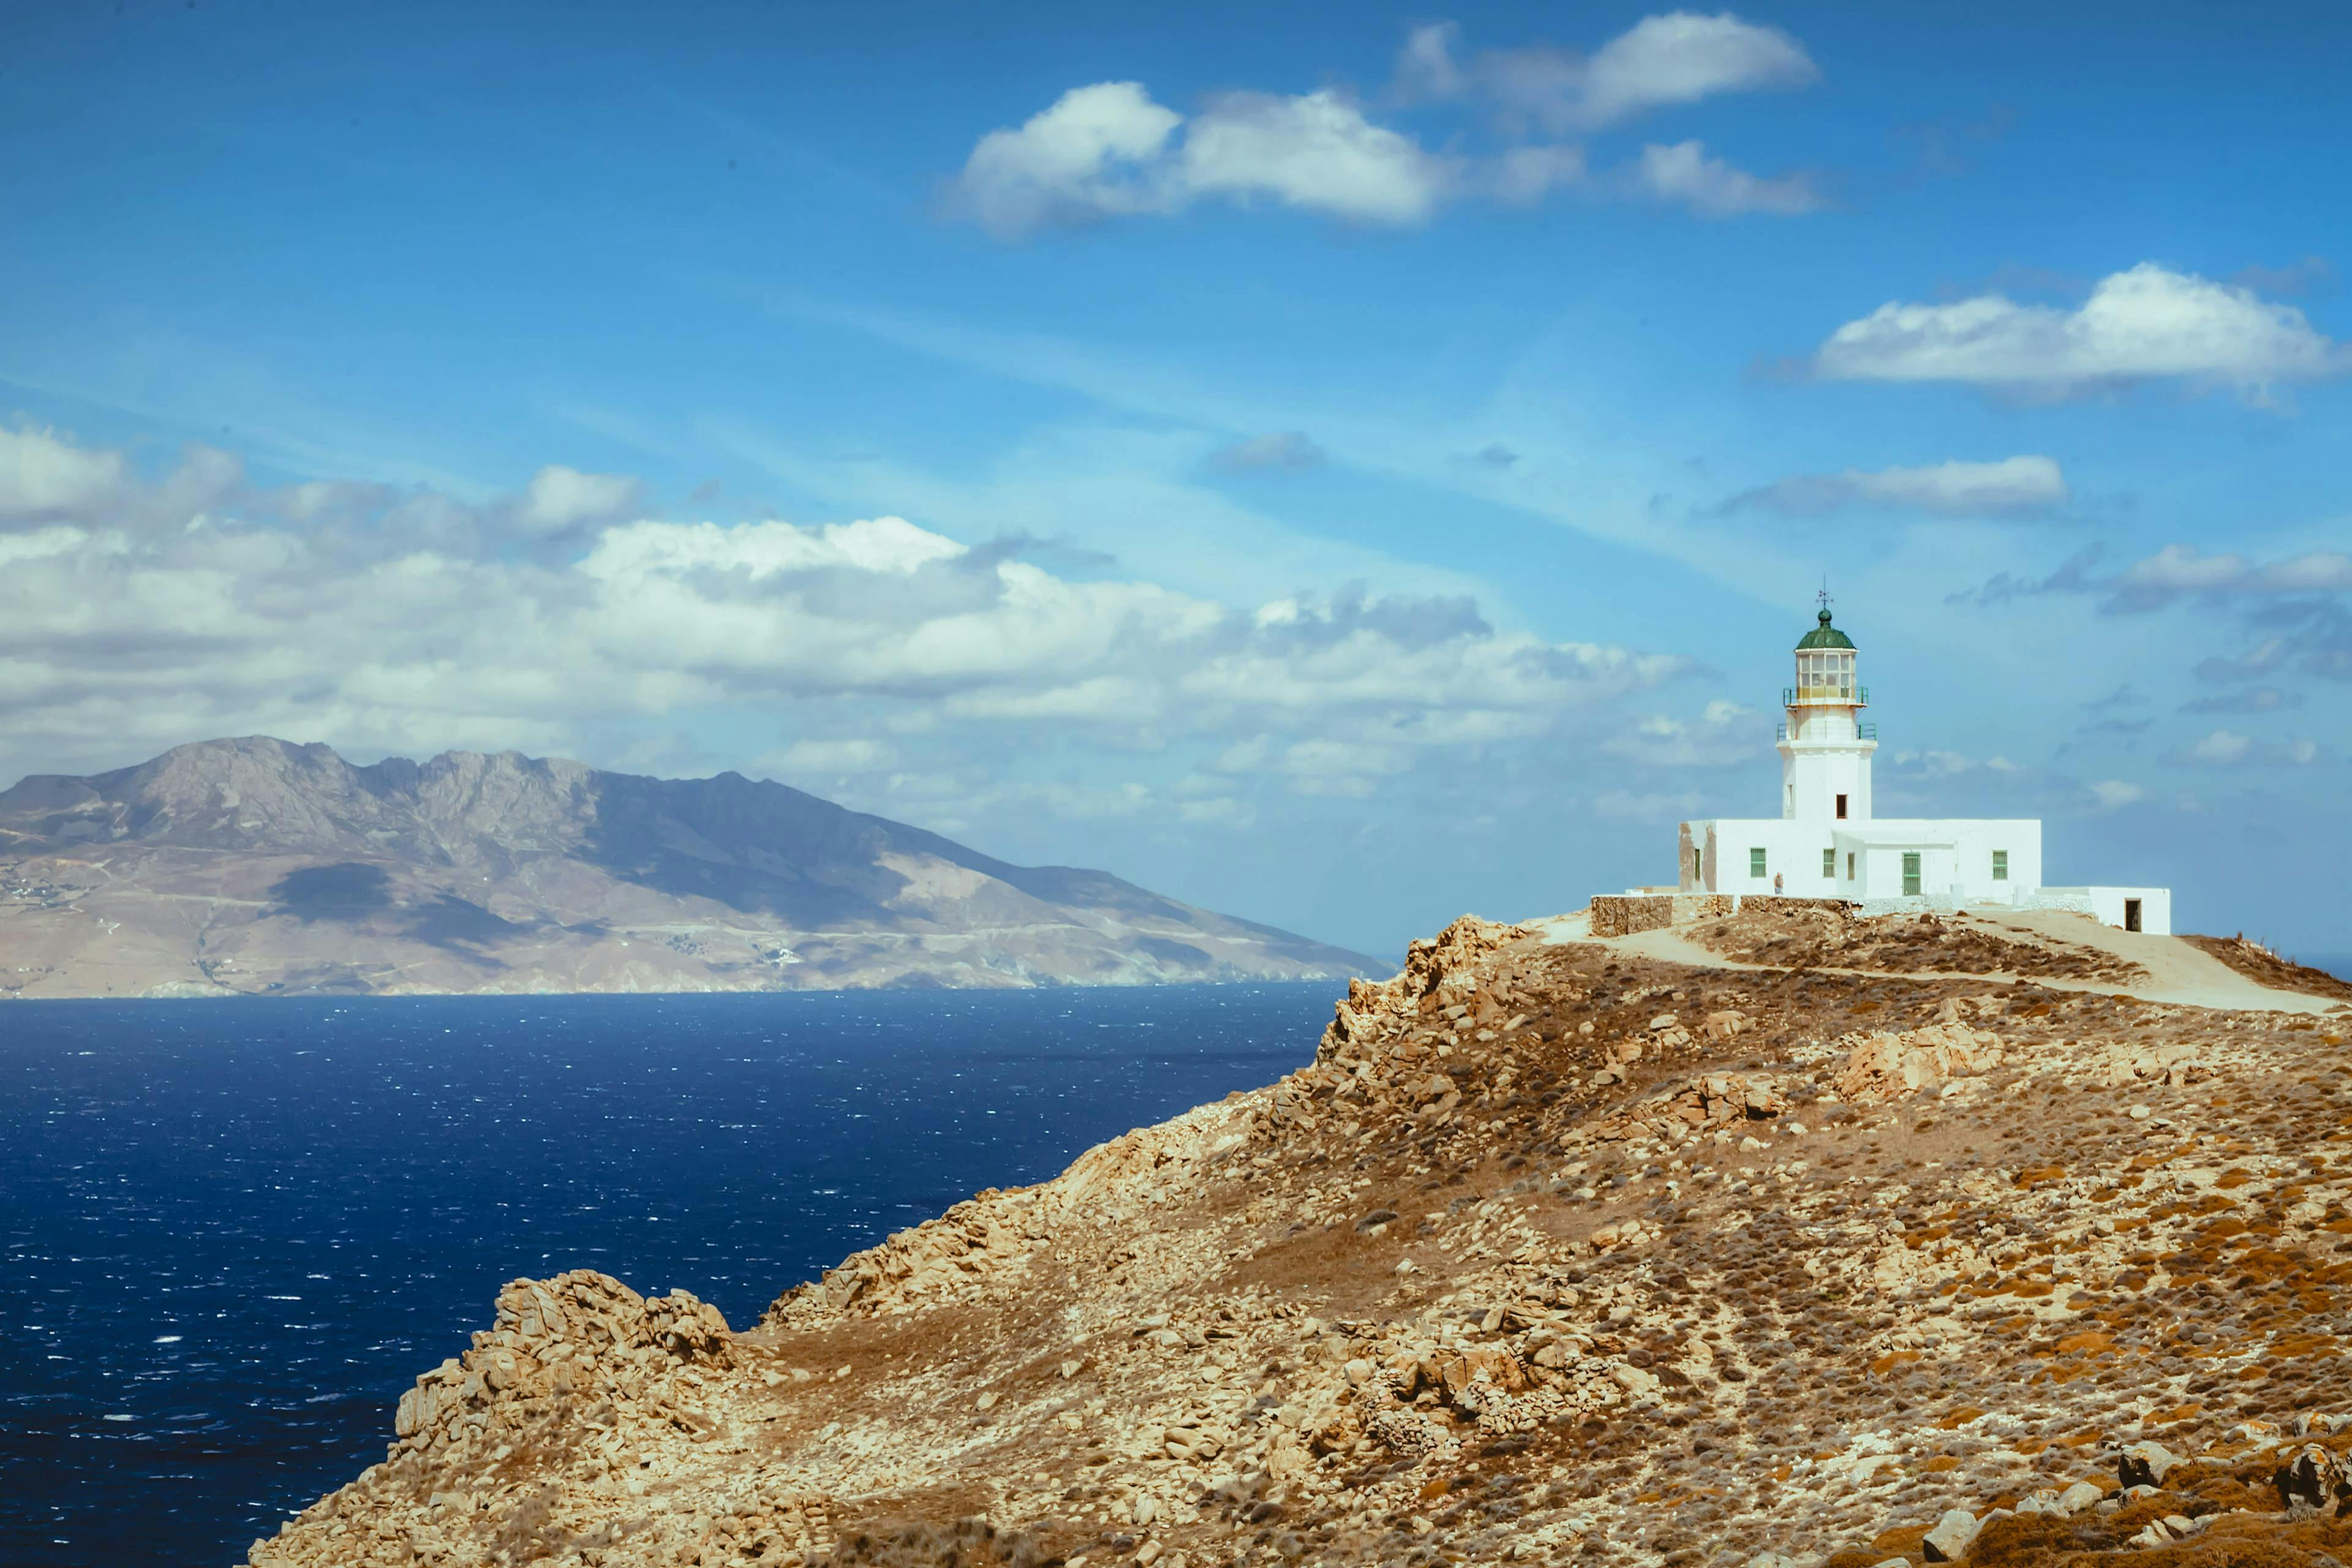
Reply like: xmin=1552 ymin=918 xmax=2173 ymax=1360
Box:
xmin=1542 ymin=910 xmax=2343 ymax=1016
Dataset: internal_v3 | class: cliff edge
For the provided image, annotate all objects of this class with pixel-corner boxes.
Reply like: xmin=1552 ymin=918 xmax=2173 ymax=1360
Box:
xmin=246 ymin=906 xmax=2352 ymax=1566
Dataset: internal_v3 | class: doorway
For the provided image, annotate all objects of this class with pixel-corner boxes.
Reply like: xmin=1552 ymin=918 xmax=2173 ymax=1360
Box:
xmin=1902 ymin=852 xmax=1921 ymax=896
xmin=2124 ymin=898 xmax=2143 ymax=933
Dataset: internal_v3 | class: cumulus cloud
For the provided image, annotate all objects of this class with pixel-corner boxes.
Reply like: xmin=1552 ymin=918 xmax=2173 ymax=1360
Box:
xmin=2185 ymin=728 xmax=2251 ymax=764
xmin=942 ymin=82 xmax=1183 ymax=238
xmin=1954 ymin=541 xmax=2352 ymax=614
xmin=0 ymin=424 xmax=240 ymax=533
xmin=1627 ymin=140 xmax=1822 ymax=216
xmin=1399 ymin=13 xmax=1818 ymax=131
xmin=1180 ymin=91 xmax=1450 ymax=224
xmin=514 ymin=464 xmax=644 ymax=535
xmin=2171 ymin=728 xmax=2327 ymax=767
xmin=1812 ymin=263 xmax=2351 ymax=402
xmin=948 ymin=14 xmax=1824 ymax=237
xmin=1491 ymin=143 xmax=1590 ymax=204
xmin=0 ymin=424 xmax=130 ymax=522
xmin=944 ymin=82 xmax=1447 ymax=236
xmin=1720 ymin=455 xmax=2067 ymax=517
xmin=1212 ymin=431 xmax=1326 ymax=472
xmin=0 ymin=426 xmax=1685 ymax=810
xmin=2087 ymin=780 xmax=2145 ymax=812
xmin=1602 ymin=700 xmax=1754 ymax=767
xmin=772 ymin=737 xmax=896 ymax=775
xmin=1888 ymin=749 xmax=2019 ymax=779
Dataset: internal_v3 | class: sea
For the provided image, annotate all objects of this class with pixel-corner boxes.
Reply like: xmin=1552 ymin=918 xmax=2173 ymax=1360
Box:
xmin=0 ymin=983 xmax=1341 ymax=1567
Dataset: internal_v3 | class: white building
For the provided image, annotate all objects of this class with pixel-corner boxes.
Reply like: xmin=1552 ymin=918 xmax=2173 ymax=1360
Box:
xmin=1675 ymin=602 xmax=2171 ymax=934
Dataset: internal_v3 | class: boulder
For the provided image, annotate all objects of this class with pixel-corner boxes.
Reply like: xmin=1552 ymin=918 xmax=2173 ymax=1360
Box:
xmin=2057 ymin=1481 xmax=2106 ymax=1514
xmin=1835 ymin=1023 xmax=2003 ymax=1104
xmin=1920 ymin=1509 xmax=1979 ymax=1563
xmin=2277 ymin=1442 xmax=2346 ymax=1510
xmin=2117 ymin=1439 xmax=2180 ymax=1490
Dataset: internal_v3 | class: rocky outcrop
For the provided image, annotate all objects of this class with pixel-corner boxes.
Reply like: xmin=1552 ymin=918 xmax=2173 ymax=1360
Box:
xmin=393 ymin=1273 xmax=735 ymax=1445
xmin=246 ymin=910 xmax=2352 ymax=1568
xmin=1833 ymin=1019 xmax=2005 ymax=1102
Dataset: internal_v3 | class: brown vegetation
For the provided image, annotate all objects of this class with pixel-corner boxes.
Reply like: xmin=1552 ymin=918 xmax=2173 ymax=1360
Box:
xmin=248 ymin=915 xmax=2352 ymax=1568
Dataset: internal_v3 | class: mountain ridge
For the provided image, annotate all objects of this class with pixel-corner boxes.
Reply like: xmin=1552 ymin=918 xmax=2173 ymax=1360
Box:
xmin=0 ymin=736 xmax=1380 ymax=997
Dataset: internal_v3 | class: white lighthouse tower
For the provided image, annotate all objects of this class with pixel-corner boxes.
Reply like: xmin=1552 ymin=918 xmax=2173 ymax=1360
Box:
xmin=1778 ymin=592 xmax=1875 ymax=826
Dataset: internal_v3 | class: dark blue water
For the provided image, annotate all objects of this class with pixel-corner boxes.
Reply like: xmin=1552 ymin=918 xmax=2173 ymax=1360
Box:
xmin=0 ymin=984 xmax=1336 ymax=1567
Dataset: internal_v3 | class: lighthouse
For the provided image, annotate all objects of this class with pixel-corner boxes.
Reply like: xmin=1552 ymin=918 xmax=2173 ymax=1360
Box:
xmin=1778 ymin=595 xmax=1875 ymax=826
xmin=1670 ymin=598 xmax=2171 ymax=932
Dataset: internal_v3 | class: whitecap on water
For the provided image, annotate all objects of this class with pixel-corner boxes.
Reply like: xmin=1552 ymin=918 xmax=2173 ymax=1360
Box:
xmin=154 ymin=1334 xmax=183 ymax=1343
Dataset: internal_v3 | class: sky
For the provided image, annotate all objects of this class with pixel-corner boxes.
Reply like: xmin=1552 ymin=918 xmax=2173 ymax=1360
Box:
xmin=4 ymin=0 xmax=2349 ymax=962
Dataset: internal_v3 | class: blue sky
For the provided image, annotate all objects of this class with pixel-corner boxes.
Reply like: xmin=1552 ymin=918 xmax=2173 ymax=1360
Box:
xmin=5 ymin=0 xmax=2349 ymax=960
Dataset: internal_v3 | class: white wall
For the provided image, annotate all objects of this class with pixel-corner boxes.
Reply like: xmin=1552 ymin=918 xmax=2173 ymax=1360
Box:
xmin=1686 ymin=817 xmax=2043 ymax=901
xmin=1777 ymin=704 xmax=1875 ymax=824
xmin=2041 ymin=886 xmax=2173 ymax=935
xmin=1694 ymin=818 xmax=1858 ymax=895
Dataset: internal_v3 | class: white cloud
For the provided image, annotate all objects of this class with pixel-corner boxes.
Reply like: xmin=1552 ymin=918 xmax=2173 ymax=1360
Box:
xmin=1603 ymin=699 xmax=1754 ymax=767
xmin=2106 ymin=544 xmax=2352 ymax=608
xmin=2261 ymin=552 xmax=2352 ymax=593
xmin=1890 ymin=748 xmax=2019 ymax=779
xmin=1491 ymin=143 xmax=1590 ymax=204
xmin=1212 ymin=431 xmax=1326 ymax=472
xmin=1722 ymin=455 xmax=2068 ymax=516
xmin=2088 ymin=779 xmax=2146 ymax=811
xmin=1958 ymin=541 xmax=2352 ymax=622
xmin=1181 ymin=91 xmax=1450 ymax=225
xmin=773 ymin=737 xmax=896 ymax=774
xmin=946 ymin=82 xmax=1183 ymax=238
xmin=2174 ymin=728 xmax=2330 ymax=768
xmin=2187 ymin=729 xmax=2251 ymax=764
xmin=1579 ymin=12 xmax=1819 ymax=126
xmin=0 ymin=426 xmax=1685 ymax=811
xmin=946 ymin=83 xmax=1447 ymax=236
xmin=1401 ymin=12 xmax=1817 ymax=131
xmin=951 ymin=15 xmax=1823 ymax=238
xmin=0 ymin=423 xmax=130 ymax=522
xmin=1629 ymin=140 xmax=1822 ymax=216
xmin=2118 ymin=543 xmax=2252 ymax=597
xmin=517 ymin=464 xmax=643 ymax=534
xmin=1814 ymin=263 xmax=2351 ymax=401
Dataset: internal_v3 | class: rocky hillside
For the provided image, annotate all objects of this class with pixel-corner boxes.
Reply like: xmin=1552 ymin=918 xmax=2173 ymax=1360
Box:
xmin=244 ymin=905 xmax=2352 ymax=1567
xmin=0 ymin=737 xmax=1375 ymax=995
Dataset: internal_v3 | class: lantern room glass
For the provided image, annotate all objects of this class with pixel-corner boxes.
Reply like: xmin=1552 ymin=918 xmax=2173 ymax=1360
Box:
xmin=1794 ymin=648 xmax=1855 ymax=702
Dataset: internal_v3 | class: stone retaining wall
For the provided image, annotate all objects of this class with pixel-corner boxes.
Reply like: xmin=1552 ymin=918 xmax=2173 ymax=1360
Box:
xmin=1589 ymin=894 xmax=1733 ymax=937
xmin=1588 ymin=893 xmax=1852 ymax=937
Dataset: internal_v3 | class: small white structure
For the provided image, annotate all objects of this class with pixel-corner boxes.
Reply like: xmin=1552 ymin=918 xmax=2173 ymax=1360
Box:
xmin=1676 ymin=600 xmax=2171 ymax=933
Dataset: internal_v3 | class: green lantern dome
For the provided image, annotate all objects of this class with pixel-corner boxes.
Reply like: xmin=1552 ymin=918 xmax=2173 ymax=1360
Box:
xmin=1795 ymin=607 xmax=1855 ymax=650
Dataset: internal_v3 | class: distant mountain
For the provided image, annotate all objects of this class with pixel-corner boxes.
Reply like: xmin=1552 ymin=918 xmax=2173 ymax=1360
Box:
xmin=0 ymin=738 xmax=1382 ymax=997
